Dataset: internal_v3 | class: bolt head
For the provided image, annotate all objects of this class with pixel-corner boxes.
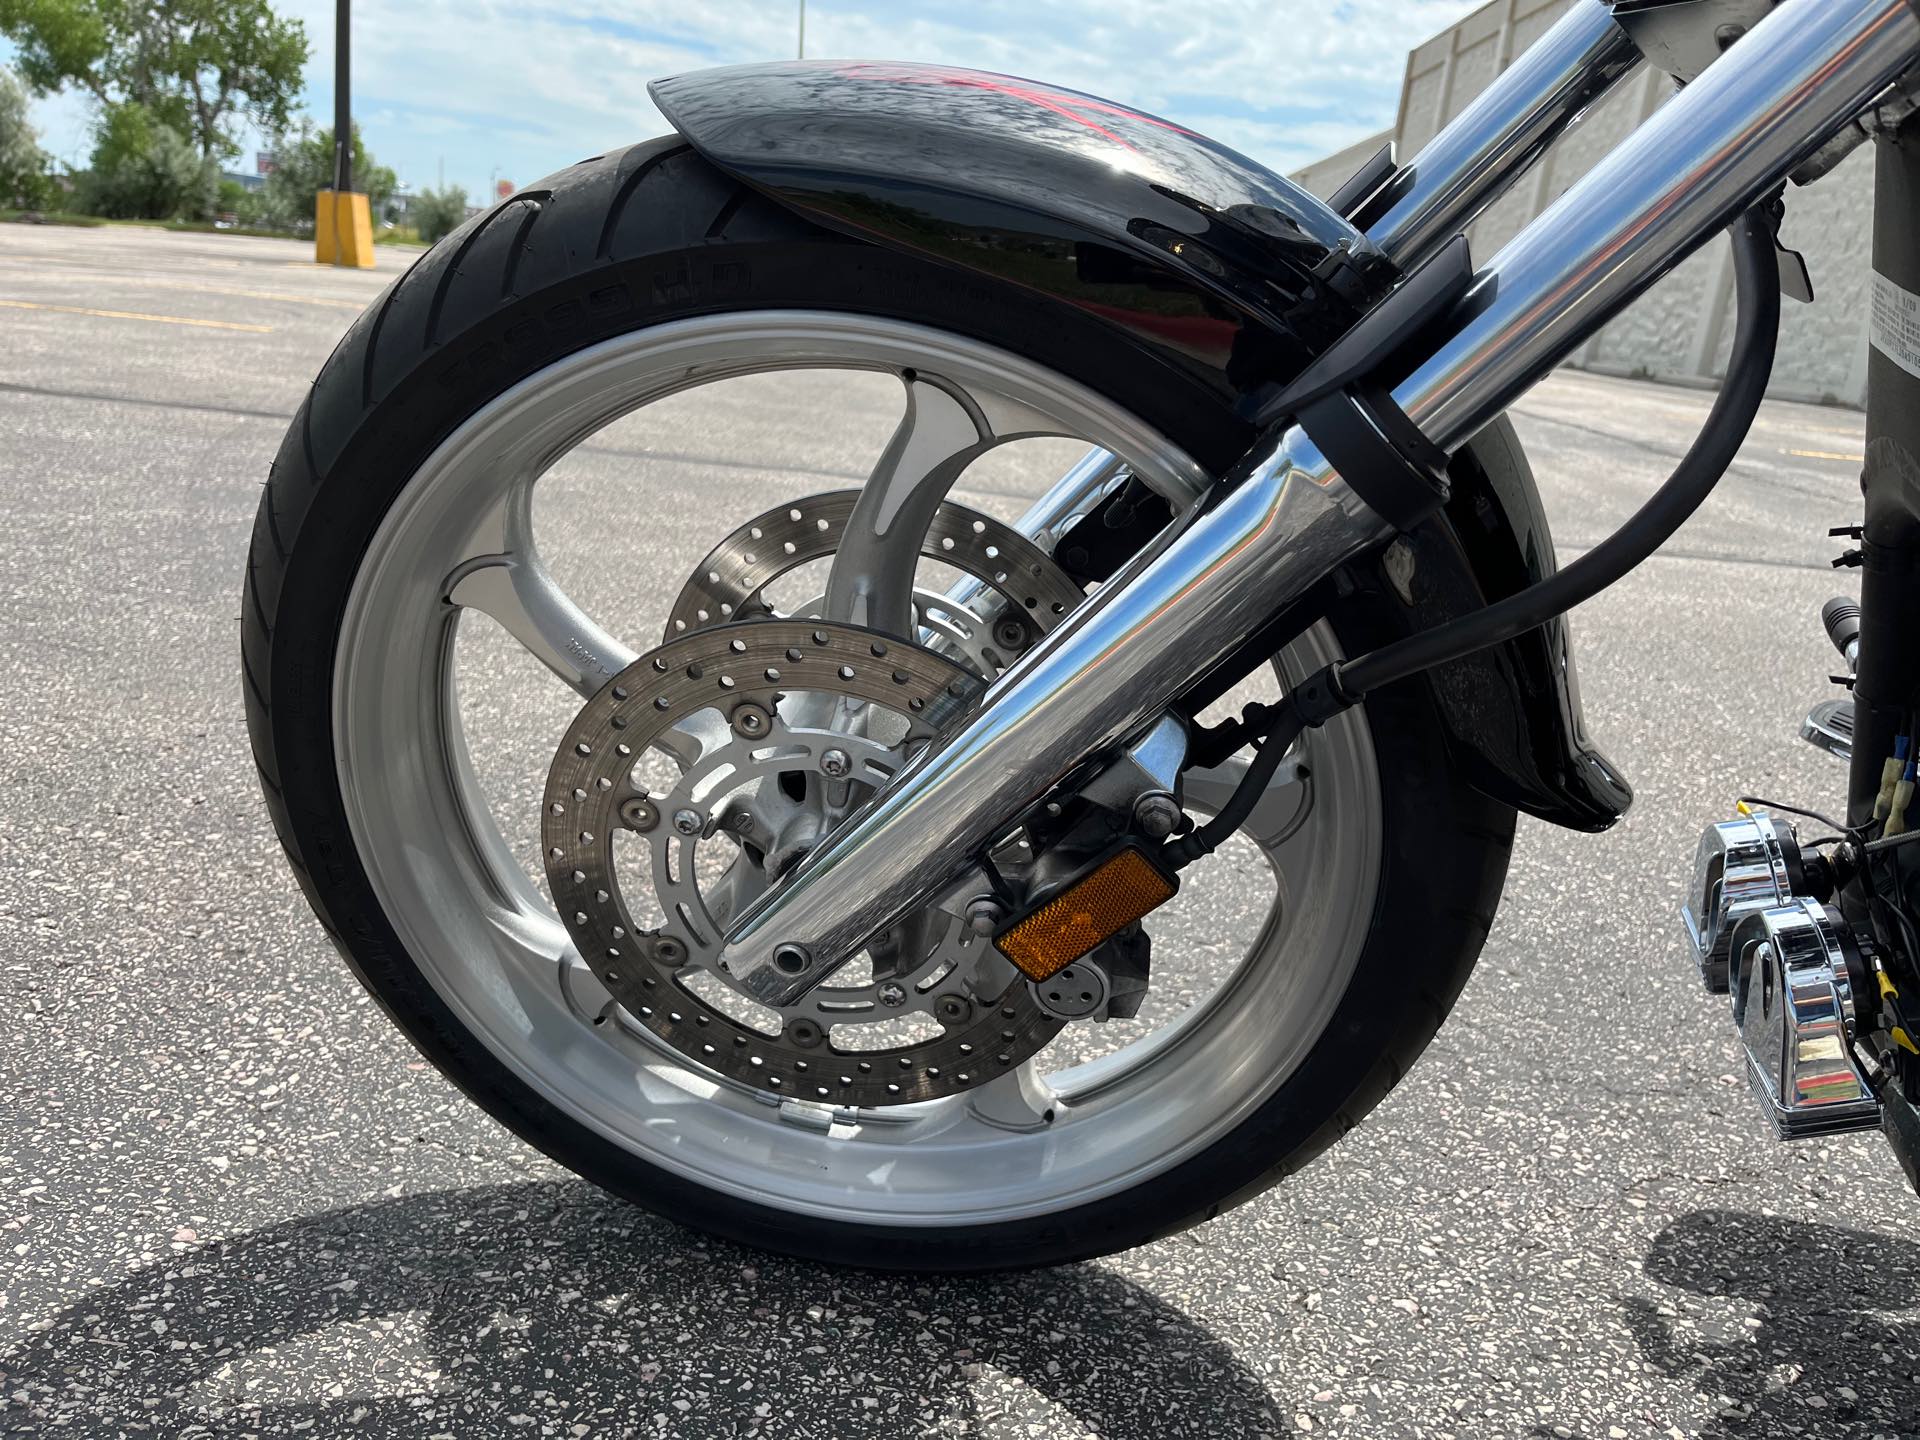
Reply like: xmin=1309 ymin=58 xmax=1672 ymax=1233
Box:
xmin=964 ymin=897 xmax=1004 ymax=936
xmin=620 ymin=797 xmax=660 ymax=832
xmin=819 ymin=748 xmax=852 ymax=778
xmin=935 ymin=993 xmax=971 ymax=1024
xmin=1132 ymin=791 xmax=1183 ymax=840
xmin=785 ymin=1017 xmax=824 ymax=1048
xmin=993 ymin=616 xmax=1030 ymax=651
xmin=876 ymin=982 xmax=908 ymax=1008
xmin=731 ymin=703 xmax=771 ymax=738
xmin=653 ymin=935 xmax=686 ymax=964
xmin=671 ymin=807 xmax=703 ymax=837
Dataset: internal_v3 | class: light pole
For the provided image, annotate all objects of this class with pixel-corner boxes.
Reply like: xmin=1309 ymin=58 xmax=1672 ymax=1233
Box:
xmin=318 ymin=0 xmax=375 ymax=267
xmin=334 ymin=0 xmax=351 ymax=194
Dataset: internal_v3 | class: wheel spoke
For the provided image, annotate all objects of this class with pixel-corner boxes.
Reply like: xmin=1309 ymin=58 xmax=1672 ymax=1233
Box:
xmin=964 ymin=1057 xmax=1061 ymax=1132
xmin=447 ymin=552 xmax=635 ymax=697
xmin=824 ymin=374 xmax=997 ymax=638
xmin=442 ymin=478 xmax=635 ymax=697
xmin=439 ymin=481 xmax=730 ymax=770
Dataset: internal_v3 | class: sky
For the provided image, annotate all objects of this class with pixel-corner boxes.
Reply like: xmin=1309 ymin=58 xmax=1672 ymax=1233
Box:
xmin=6 ymin=0 xmax=1486 ymax=202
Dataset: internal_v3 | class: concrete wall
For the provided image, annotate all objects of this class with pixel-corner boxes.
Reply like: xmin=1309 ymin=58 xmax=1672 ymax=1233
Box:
xmin=1300 ymin=0 xmax=1876 ymax=406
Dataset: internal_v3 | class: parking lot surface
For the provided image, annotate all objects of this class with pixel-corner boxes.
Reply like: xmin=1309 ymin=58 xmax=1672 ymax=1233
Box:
xmin=2 ymin=223 xmax=1917 ymax=1439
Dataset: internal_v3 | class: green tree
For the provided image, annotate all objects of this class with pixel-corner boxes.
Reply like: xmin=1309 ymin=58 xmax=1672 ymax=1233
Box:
xmin=259 ymin=119 xmax=394 ymax=228
xmin=411 ymin=184 xmax=468 ymax=244
xmin=0 ymin=0 xmax=308 ymax=161
xmin=77 ymin=101 xmax=216 ymax=219
xmin=0 ymin=64 xmax=52 ymax=207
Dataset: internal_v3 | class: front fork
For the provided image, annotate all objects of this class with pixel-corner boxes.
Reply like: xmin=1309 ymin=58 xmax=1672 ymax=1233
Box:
xmin=719 ymin=0 xmax=1920 ymax=1005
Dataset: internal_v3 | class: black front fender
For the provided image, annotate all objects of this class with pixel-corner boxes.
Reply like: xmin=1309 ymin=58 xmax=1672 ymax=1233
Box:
xmin=649 ymin=61 xmax=1630 ymax=832
xmin=1413 ymin=418 xmax=1633 ymax=832
xmin=650 ymin=61 xmax=1394 ymax=416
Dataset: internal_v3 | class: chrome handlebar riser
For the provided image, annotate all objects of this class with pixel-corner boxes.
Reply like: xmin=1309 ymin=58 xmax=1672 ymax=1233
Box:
xmin=719 ymin=0 xmax=1920 ymax=1004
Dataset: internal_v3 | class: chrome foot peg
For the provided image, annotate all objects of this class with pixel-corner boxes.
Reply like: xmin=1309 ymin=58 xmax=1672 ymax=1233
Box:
xmin=1800 ymin=697 xmax=1854 ymax=763
xmin=1725 ymin=899 xmax=1880 ymax=1139
xmin=1681 ymin=812 xmax=1797 ymax=993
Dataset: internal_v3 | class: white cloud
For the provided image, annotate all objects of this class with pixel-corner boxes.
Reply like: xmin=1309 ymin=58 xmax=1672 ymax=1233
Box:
xmin=12 ymin=0 xmax=1483 ymax=198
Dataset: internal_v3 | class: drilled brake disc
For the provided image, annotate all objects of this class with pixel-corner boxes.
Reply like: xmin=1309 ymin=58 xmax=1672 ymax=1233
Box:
xmin=664 ymin=491 xmax=1085 ymax=670
xmin=542 ymin=619 xmax=1066 ymax=1106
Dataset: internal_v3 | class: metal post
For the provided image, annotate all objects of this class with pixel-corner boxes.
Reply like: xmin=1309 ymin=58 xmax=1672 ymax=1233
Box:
xmin=334 ymin=0 xmax=352 ymax=194
xmin=317 ymin=0 xmax=370 ymax=267
xmin=1847 ymin=120 xmax=1920 ymax=829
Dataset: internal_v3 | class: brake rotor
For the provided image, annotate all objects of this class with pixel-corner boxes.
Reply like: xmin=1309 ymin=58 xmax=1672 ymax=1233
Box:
xmin=664 ymin=491 xmax=1085 ymax=674
xmin=542 ymin=619 xmax=1066 ymax=1106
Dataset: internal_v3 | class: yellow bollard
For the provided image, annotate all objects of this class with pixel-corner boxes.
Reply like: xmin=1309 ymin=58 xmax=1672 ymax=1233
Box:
xmin=315 ymin=189 xmax=375 ymax=268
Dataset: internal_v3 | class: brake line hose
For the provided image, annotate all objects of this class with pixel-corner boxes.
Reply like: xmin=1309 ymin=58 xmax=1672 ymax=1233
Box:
xmin=1167 ymin=202 xmax=1782 ymax=869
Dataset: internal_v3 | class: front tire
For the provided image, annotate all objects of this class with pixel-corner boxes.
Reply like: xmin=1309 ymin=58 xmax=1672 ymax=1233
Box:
xmin=244 ymin=140 xmax=1514 ymax=1271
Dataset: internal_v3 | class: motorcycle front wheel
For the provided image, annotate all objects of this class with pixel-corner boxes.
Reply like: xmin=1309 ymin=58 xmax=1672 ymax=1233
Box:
xmin=243 ymin=139 xmax=1514 ymax=1271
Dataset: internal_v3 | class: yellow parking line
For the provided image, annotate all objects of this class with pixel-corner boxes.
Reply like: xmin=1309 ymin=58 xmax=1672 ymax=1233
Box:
xmin=110 ymin=278 xmax=363 ymax=310
xmin=0 ymin=266 xmax=364 ymax=309
xmin=1785 ymin=447 xmax=1865 ymax=463
xmin=0 ymin=298 xmax=272 ymax=332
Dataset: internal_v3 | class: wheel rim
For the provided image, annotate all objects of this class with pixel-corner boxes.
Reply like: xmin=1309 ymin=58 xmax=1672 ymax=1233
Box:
xmin=334 ymin=311 xmax=1382 ymax=1227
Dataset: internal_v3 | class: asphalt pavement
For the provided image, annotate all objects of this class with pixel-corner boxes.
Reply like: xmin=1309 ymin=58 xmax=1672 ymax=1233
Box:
xmin=2 ymin=222 xmax=1917 ymax=1439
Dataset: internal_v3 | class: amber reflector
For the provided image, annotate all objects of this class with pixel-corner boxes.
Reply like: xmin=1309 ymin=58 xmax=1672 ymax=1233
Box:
xmin=994 ymin=846 xmax=1179 ymax=982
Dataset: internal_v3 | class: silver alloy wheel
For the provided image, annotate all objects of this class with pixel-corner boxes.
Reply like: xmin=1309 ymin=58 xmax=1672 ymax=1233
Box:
xmin=334 ymin=312 xmax=1382 ymax=1226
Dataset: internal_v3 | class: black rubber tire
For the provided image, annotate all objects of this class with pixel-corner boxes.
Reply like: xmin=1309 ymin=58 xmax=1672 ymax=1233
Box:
xmin=243 ymin=140 xmax=1516 ymax=1272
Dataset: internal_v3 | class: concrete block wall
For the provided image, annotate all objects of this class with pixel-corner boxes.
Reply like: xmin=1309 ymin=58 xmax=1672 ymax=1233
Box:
xmin=1296 ymin=0 xmax=1876 ymax=406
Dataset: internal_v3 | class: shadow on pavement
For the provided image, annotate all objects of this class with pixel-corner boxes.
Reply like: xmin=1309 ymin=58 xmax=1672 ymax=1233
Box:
xmin=0 ymin=1180 xmax=1283 ymax=1438
xmin=1622 ymin=1207 xmax=1920 ymax=1438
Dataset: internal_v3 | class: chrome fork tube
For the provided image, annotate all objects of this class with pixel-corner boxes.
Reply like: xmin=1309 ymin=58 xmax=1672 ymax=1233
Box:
xmin=723 ymin=431 xmax=1391 ymax=1003
xmin=1365 ymin=0 xmax=1642 ymax=268
xmin=720 ymin=0 xmax=1920 ymax=1003
xmin=1010 ymin=448 xmax=1136 ymax=551
xmin=1394 ymin=0 xmax=1920 ymax=450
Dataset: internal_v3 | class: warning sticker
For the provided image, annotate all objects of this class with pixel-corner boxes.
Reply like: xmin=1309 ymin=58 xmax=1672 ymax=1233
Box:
xmin=1871 ymin=271 xmax=1920 ymax=382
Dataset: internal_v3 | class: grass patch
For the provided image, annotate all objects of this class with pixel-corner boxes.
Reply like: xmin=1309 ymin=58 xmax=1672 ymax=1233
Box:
xmin=1 ymin=209 xmax=109 ymax=227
